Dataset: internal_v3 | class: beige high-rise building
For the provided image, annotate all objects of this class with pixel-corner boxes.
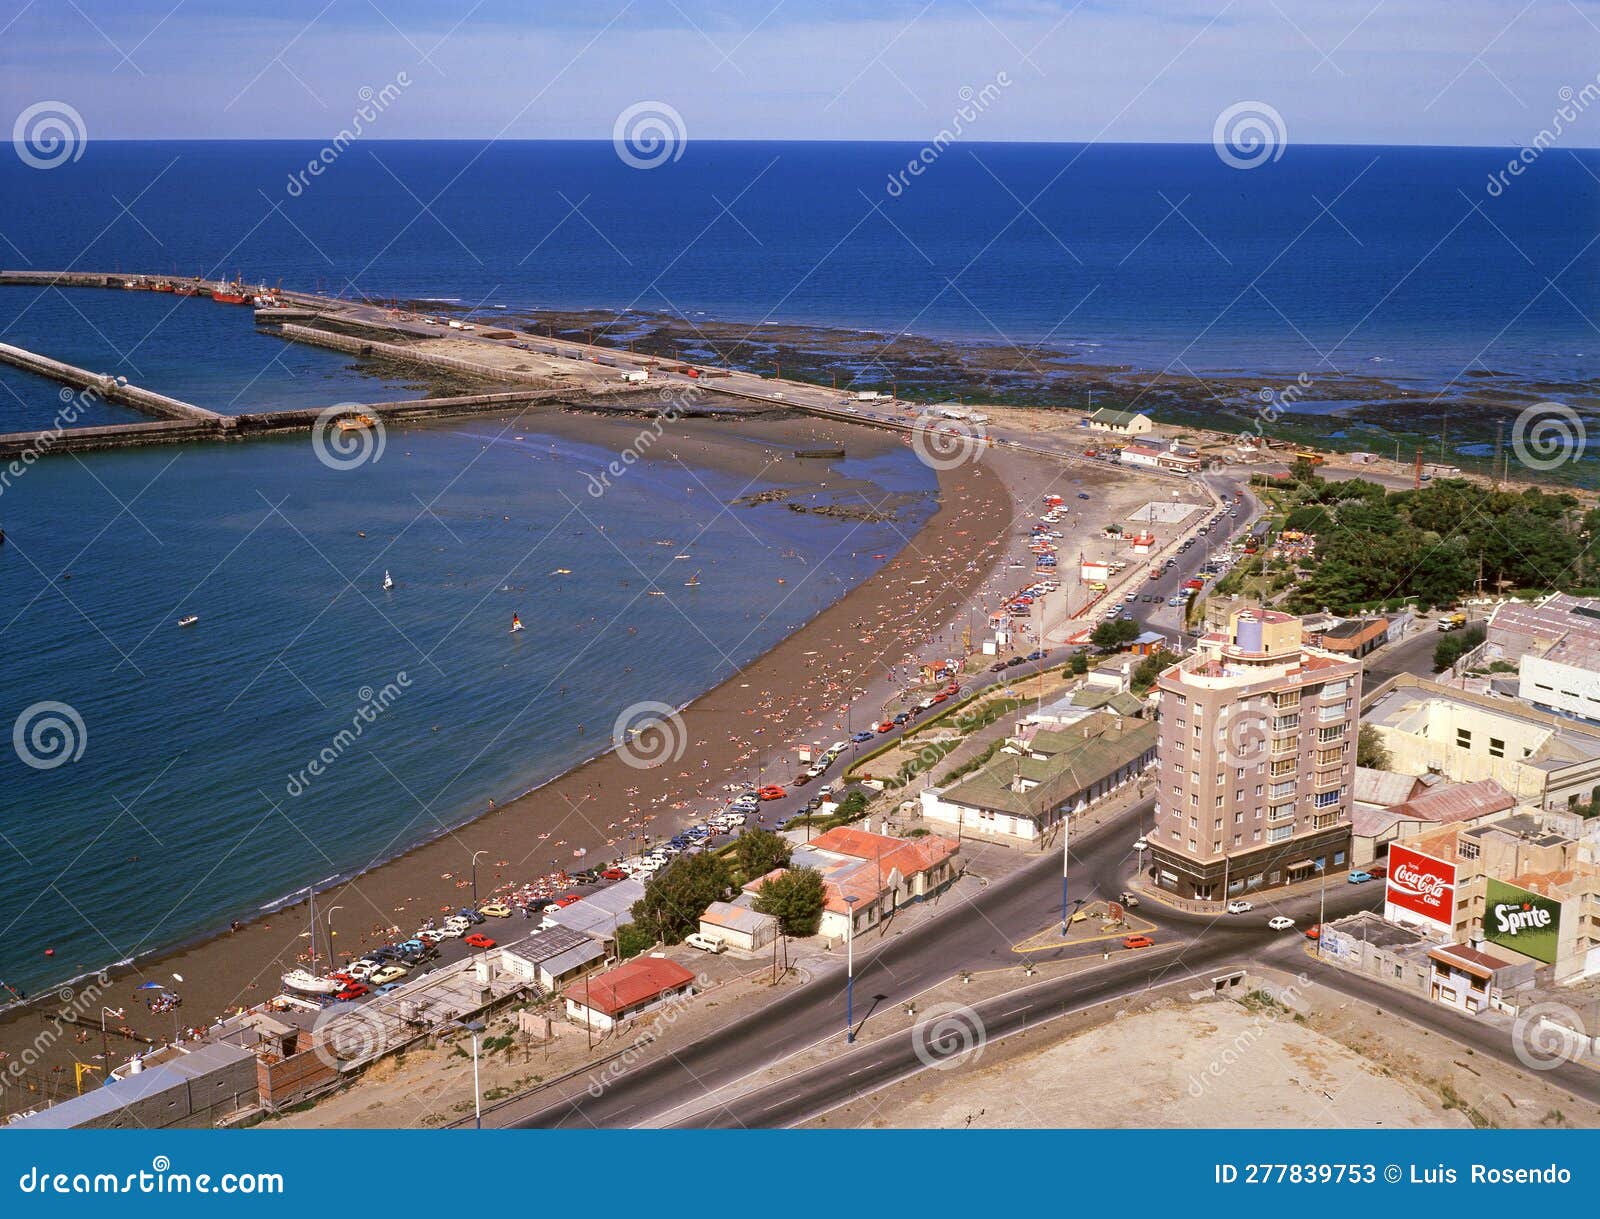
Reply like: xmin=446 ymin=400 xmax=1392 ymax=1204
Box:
xmin=1148 ymin=609 xmax=1362 ymax=901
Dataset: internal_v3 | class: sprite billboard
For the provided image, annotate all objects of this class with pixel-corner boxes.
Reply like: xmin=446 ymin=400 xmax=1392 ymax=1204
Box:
xmin=1483 ymin=879 xmax=1562 ymax=965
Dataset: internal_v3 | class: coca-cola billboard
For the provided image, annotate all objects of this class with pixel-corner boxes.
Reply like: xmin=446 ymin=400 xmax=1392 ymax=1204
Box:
xmin=1384 ymin=844 xmax=1456 ymax=927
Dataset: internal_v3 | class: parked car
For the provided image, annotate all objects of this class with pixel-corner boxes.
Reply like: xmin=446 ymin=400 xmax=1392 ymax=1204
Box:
xmin=1267 ymin=916 xmax=1295 ymax=931
xmin=334 ymin=983 xmax=369 ymax=1001
xmin=1116 ymin=891 xmax=1141 ymax=908
xmin=479 ymin=903 xmax=513 ymax=918
xmin=1305 ymin=924 xmax=1322 ymax=940
xmin=456 ymin=908 xmax=486 ymax=925
xmin=463 ymin=933 xmax=497 ymax=949
xmin=600 ymin=868 xmax=626 ymax=881
xmin=1133 ymin=837 xmax=1148 ymax=852
xmin=1347 ymin=870 xmax=1375 ymax=884
xmin=684 ymin=932 xmax=726 ymax=954
xmin=369 ymin=964 xmax=409 ymax=986
xmin=757 ymin=784 xmax=787 ymax=801
xmin=1226 ymin=899 xmax=1253 ymax=914
xmin=1122 ymin=934 xmax=1155 ymax=949
xmin=851 ymin=731 xmax=874 ymax=743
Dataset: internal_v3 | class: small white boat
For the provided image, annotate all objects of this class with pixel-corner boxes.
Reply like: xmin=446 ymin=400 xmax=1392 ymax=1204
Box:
xmin=178 ymin=615 xmax=199 ymax=627
xmin=382 ymin=570 xmax=394 ymax=591
xmin=281 ymin=969 xmax=339 ymax=996
xmin=510 ymin=613 xmax=525 ymax=633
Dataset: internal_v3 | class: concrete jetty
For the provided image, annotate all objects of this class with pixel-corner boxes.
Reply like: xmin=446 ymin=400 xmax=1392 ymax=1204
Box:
xmin=0 ymin=341 xmax=221 ymax=423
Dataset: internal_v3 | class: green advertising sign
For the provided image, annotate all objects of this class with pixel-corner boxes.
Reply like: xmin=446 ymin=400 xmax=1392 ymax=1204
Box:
xmin=1483 ymin=879 xmax=1562 ymax=964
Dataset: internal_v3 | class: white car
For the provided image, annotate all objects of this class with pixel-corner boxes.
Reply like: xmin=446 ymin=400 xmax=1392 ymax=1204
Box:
xmin=1268 ymin=916 xmax=1295 ymax=931
xmin=1226 ymin=899 xmax=1253 ymax=915
xmin=684 ymin=933 xmax=726 ymax=954
xmin=346 ymin=960 xmax=380 ymax=981
xmin=1132 ymin=837 xmax=1148 ymax=852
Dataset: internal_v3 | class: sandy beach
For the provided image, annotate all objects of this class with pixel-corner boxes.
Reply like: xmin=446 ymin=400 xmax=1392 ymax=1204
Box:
xmin=0 ymin=403 xmax=1022 ymax=1087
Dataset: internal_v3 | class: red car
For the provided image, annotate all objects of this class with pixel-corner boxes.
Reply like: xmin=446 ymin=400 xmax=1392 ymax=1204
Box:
xmin=334 ymin=983 xmax=369 ymax=1001
xmin=757 ymin=785 xmax=786 ymax=801
xmin=556 ymin=895 xmax=582 ymax=908
xmin=1122 ymin=934 xmax=1155 ymax=950
xmin=930 ymin=692 xmax=948 ymax=704
xmin=463 ymin=933 xmax=498 ymax=949
xmin=600 ymin=868 xmax=626 ymax=881
xmin=875 ymin=720 xmax=894 ymax=733
xmin=1304 ymin=924 xmax=1321 ymax=941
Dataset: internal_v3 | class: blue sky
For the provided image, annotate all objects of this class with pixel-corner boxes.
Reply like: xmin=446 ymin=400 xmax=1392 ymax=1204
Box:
xmin=2 ymin=0 xmax=1597 ymax=145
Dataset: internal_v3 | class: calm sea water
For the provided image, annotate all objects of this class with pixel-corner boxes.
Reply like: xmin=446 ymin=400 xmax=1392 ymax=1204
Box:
xmin=1 ymin=138 xmax=1594 ymax=991
xmin=0 ymin=414 xmax=933 ymax=993
xmin=2 ymin=140 xmax=1596 ymax=401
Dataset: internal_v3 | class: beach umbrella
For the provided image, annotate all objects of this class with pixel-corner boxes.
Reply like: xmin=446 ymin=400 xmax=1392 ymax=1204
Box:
xmin=134 ymin=982 xmax=163 ymax=990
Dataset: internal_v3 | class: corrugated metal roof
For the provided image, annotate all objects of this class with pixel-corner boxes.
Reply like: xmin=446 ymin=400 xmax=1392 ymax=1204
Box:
xmin=9 ymin=1064 xmax=190 ymax=1129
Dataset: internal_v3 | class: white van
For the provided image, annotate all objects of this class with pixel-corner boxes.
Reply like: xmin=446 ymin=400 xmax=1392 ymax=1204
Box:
xmin=684 ymin=933 xmax=725 ymax=954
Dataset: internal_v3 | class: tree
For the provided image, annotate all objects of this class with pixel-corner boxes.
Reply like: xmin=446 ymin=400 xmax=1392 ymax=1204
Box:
xmin=1433 ymin=622 xmax=1486 ymax=673
xmin=1131 ymin=647 xmax=1179 ymax=692
xmin=615 ymin=922 xmax=656 ymax=960
xmin=752 ymin=867 xmax=827 ymax=937
xmin=1356 ymin=724 xmax=1391 ymax=771
xmin=735 ymin=827 xmax=791 ymax=882
xmin=630 ymin=853 xmax=730 ymax=945
xmin=1089 ymin=618 xmax=1140 ymax=651
xmin=1068 ymin=650 xmax=1089 ymax=675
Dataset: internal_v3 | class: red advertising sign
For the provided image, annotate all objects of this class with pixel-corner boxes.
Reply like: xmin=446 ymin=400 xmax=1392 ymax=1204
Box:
xmin=1384 ymin=844 xmax=1456 ymax=924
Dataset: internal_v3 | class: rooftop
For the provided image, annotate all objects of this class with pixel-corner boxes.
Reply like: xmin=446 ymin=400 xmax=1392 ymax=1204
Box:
xmin=563 ymin=957 xmax=696 ymax=1018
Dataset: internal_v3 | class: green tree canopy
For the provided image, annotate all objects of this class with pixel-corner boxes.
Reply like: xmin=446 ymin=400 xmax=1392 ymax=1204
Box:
xmin=735 ymin=827 xmax=792 ymax=882
xmin=630 ymin=852 xmax=730 ymax=945
xmin=752 ymin=867 xmax=827 ymax=937
xmin=1356 ymin=724 xmax=1391 ymax=771
xmin=1090 ymin=618 xmax=1140 ymax=650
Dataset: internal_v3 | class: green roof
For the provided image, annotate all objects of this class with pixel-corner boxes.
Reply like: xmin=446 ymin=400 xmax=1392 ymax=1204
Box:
xmin=1088 ymin=407 xmax=1149 ymax=427
xmin=939 ymin=713 xmax=1157 ymax=824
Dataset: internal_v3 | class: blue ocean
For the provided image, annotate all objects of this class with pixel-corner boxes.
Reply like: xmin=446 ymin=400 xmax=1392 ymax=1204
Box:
xmin=0 ymin=139 xmax=1595 ymax=992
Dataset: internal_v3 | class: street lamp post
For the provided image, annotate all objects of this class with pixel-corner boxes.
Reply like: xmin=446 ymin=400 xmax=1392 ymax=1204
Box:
xmin=470 ymin=850 xmax=487 ymax=908
xmin=1317 ymin=859 xmax=1328 ymax=960
xmin=844 ymin=895 xmax=859 ymax=1043
xmin=1060 ymin=809 xmax=1071 ymax=936
xmin=324 ymin=905 xmax=343 ymax=969
xmin=99 ymin=1007 xmax=124 ymax=1084
xmin=442 ymin=1019 xmax=486 ymax=1128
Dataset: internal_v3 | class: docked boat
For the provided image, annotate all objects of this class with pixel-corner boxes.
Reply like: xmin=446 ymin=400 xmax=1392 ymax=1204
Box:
xmin=280 ymin=969 xmax=339 ymax=997
xmin=177 ymin=614 xmax=199 ymax=627
xmin=174 ymin=281 xmax=202 ymax=297
xmin=153 ymin=280 xmax=174 ymax=293
xmin=336 ymin=413 xmax=377 ymax=433
xmin=211 ymin=276 xmax=249 ymax=304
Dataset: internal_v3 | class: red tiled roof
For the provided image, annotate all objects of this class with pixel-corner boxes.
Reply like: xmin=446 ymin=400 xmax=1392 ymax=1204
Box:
xmin=562 ymin=957 xmax=695 ymax=1018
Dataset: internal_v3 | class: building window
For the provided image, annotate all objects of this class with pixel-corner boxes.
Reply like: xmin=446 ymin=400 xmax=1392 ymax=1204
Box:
xmin=1313 ymin=789 xmax=1343 ymax=808
xmin=1456 ymin=728 xmax=1471 ymax=749
xmin=1489 ymin=737 xmax=1505 ymax=759
xmin=1267 ymin=825 xmax=1292 ymax=843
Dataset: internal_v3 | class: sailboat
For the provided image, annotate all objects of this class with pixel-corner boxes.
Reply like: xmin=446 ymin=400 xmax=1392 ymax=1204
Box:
xmin=684 ymin=569 xmax=702 ymax=588
xmin=280 ymin=968 xmax=338 ymax=996
xmin=382 ymin=570 xmax=394 ymax=591
xmin=510 ymin=613 xmax=524 ymax=633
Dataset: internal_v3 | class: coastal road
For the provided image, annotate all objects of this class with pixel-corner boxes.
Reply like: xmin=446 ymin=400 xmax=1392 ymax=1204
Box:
xmin=496 ymin=786 xmax=1386 ymax=1129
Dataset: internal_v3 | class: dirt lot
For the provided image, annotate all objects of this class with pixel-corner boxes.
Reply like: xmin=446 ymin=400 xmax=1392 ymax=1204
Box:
xmin=815 ymin=999 xmax=1466 ymax=1129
